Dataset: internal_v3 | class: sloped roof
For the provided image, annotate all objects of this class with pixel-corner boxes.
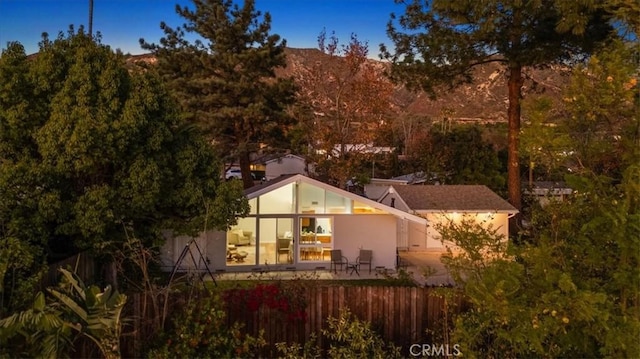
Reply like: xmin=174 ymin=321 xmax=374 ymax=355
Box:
xmin=263 ymin=154 xmax=306 ymax=165
xmin=243 ymin=174 xmax=427 ymax=224
xmin=243 ymin=174 xmax=298 ymax=197
xmin=389 ymin=185 xmax=518 ymax=213
xmin=391 ymin=171 xmax=436 ymax=184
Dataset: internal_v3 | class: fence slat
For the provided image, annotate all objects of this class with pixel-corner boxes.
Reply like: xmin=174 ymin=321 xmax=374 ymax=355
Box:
xmin=121 ymin=286 xmax=464 ymax=358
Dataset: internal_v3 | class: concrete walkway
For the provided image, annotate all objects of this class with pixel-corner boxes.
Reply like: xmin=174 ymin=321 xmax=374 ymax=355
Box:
xmin=208 ymin=251 xmax=457 ymax=287
xmin=397 ymin=251 xmax=456 ymax=287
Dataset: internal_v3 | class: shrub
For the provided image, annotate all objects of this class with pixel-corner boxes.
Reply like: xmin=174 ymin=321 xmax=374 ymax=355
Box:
xmin=146 ymin=292 xmax=265 ymax=358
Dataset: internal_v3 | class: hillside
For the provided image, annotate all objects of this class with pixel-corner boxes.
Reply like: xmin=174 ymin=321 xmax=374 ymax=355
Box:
xmin=126 ymin=48 xmax=571 ymax=123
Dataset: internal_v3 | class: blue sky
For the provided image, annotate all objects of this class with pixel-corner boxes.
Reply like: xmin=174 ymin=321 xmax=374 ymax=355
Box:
xmin=0 ymin=0 xmax=402 ymax=56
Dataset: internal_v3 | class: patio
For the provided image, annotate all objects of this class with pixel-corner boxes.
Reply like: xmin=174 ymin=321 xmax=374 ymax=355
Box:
xmin=210 ymin=250 xmax=456 ymax=286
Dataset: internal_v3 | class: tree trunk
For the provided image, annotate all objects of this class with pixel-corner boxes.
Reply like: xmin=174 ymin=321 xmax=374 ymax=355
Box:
xmin=239 ymin=151 xmax=254 ymax=189
xmin=507 ymin=64 xmax=524 ymax=231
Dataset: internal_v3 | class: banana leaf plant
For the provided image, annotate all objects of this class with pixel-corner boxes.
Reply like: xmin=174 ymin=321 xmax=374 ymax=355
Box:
xmin=47 ymin=268 xmax=127 ymax=359
xmin=0 ymin=268 xmax=127 ymax=359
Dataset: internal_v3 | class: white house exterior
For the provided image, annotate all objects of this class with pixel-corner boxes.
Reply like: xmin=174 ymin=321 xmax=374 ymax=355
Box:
xmin=378 ymin=185 xmax=518 ymax=251
xmin=160 ymin=174 xmax=426 ymax=273
xmin=263 ymin=154 xmax=312 ymax=180
xmin=364 ymin=178 xmax=408 ymax=201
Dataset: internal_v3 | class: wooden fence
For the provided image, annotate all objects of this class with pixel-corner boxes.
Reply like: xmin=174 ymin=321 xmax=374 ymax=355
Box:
xmin=40 ymin=251 xmax=96 ymax=289
xmin=123 ymin=286 xmax=465 ymax=357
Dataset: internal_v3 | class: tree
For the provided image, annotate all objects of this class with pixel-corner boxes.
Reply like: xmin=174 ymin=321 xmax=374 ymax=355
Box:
xmin=438 ymin=40 xmax=639 ymax=358
xmin=0 ymin=28 xmax=248 ymax=305
xmin=299 ymin=30 xmax=394 ymax=187
xmin=381 ymin=0 xmax=613 ymax=225
xmin=413 ymin=125 xmax=506 ymax=191
xmin=141 ymin=0 xmax=296 ymax=189
xmin=522 ymin=40 xmax=638 ymax=180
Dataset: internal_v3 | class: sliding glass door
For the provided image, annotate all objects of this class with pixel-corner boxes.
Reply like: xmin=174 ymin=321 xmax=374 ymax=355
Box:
xmin=298 ymin=216 xmax=332 ymax=262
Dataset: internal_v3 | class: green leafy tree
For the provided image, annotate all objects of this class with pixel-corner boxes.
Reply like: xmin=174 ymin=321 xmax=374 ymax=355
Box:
xmin=440 ymin=170 xmax=639 ymax=358
xmin=141 ymin=0 xmax=297 ymax=189
xmin=381 ymin=0 xmax=614 ymax=221
xmin=414 ymin=125 xmax=506 ymax=191
xmin=522 ymin=40 xmax=638 ymax=180
xmin=0 ymin=28 xmax=247 ymax=304
xmin=438 ymin=40 xmax=639 ymax=358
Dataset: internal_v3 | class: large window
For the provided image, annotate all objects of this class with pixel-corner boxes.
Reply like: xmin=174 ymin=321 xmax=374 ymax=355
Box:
xmin=259 ymin=183 xmax=295 ymax=214
xmin=226 ymin=217 xmax=256 ymax=266
xmin=299 ymin=216 xmax=332 ymax=262
xmin=298 ymin=182 xmax=325 ymax=214
xmin=258 ymin=218 xmax=294 ymax=265
xmin=227 ymin=180 xmax=390 ymax=268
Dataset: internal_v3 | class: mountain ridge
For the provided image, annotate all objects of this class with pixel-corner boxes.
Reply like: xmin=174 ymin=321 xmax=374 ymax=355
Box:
xmin=126 ymin=47 xmax=570 ymax=123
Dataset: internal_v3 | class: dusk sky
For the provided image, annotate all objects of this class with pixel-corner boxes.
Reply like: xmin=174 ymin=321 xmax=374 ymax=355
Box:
xmin=0 ymin=0 xmax=402 ymax=56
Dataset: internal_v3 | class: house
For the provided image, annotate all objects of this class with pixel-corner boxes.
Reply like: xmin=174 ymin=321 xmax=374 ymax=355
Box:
xmin=524 ymin=181 xmax=573 ymax=207
xmin=363 ymin=178 xmax=409 ymax=201
xmin=378 ymin=185 xmax=518 ymax=251
xmin=263 ymin=154 xmax=312 ymax=180
xmin=160 ymin=174 xmax=427 ymax=273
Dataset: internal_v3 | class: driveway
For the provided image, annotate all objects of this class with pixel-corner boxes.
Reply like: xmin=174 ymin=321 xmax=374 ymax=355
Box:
xmin=398 ymin=251 xmax=456 ymax=287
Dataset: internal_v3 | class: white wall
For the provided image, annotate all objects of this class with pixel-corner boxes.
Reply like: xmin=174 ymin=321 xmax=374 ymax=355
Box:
xmin=407 ymin=221 xmax=429 ymax=250
xmin=159 ymin=230 xmax=221 ymax=271
xmin=265 ymin=156 xmax=307 ymax=180
xmin=333 ymin=214 xmax=397 ymax=269
xmin=378 ymin=191 xmax=411 ymax=212
xmin=405 ymin=212 xmax=510 ymax=251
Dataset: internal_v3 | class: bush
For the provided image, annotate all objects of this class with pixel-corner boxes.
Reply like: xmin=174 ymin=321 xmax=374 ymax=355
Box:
xmin=146 ymin=291 xmax=265 ymax=358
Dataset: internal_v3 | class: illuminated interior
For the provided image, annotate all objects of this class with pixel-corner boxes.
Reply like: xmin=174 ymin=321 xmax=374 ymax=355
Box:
xmin=226 ymin=180 xmax=388 ymax=266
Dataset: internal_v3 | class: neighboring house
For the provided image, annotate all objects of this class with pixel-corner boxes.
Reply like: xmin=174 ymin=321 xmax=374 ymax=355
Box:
xmin=263 ymin=154 xmax=313 ymax=180
xmin=378 ymin=185 xmax=518 ymax=251
xmin=315 ymin=143 xmax=395 ymax=157
xmin=364 ymin=178 xmax=409 ymax=201
xmin=160 ymin=174 xmax=427 ymax=273
xmin=524 ymin=181 xmax=572 ymax=207
xmin=391 ymin=172 xmax=432 ymax=185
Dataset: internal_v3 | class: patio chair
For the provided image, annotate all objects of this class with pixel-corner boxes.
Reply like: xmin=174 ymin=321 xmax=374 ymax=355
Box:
xmin=356 ymin=249 xmax=373 ymax=273
xmin=277 ymin=237 xmax=292 ymax=263
xmin=330 ymin=249 xmax=348 ymax=274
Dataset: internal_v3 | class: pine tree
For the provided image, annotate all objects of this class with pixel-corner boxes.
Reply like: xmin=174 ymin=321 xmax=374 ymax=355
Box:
xmin=141 ymin=0 xmax=296 ymax=189
xmin=381 ymin=0 xmax=614 ymax=227
xmin=438 ymin=38 xmax=639 ymax=359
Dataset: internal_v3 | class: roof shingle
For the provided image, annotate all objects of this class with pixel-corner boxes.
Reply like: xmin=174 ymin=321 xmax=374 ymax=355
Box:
xmin=390 ymin=185 xmax=517 ymax=212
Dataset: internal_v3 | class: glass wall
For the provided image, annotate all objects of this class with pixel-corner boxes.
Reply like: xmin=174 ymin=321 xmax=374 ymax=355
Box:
xmin=299 ymin=216 xmax=332 ymax=262
xmin=258 ymin=218 xmax=294 ymax=265
xmin=259 ymin=183 xmax=295 ymax=214
xmin=226 ymin=179 xmax=390 ymax=268
xmin=226 ymin=217 xmax=256 ymax=266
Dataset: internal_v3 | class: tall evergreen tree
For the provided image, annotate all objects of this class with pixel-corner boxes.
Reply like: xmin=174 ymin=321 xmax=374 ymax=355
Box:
xmin=381 ymin=0 xmax=614 ymax=227
xmin=437 ymin=39 xmax=639 ymax=359
xmin=141 ymin=0 xmax=296 ymax=189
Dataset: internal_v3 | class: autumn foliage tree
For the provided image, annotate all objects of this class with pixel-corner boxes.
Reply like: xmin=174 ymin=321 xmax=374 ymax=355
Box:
xmin=381 ymin=0 xmax=614 ymax=224
xmin=141 ymin=0 xmax=296 ymax=189
xmin=299 ymin=30 xmax=394 ymax=187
